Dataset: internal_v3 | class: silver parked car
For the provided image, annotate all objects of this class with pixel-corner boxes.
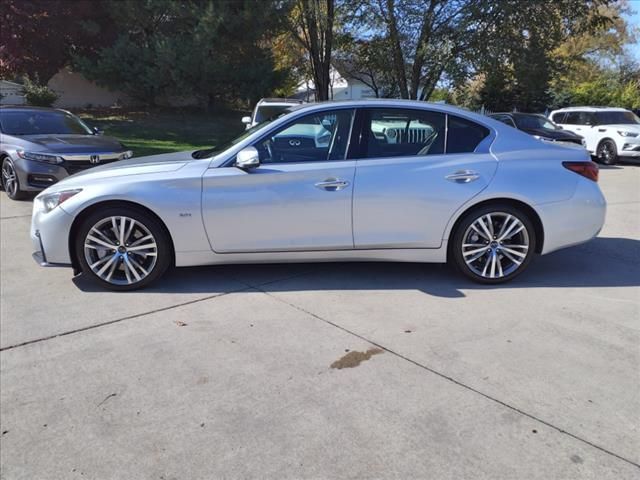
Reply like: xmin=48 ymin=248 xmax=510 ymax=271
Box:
xmin=0 ymin=106 xmax=132 ymax=200
xmin=30 ymin=100 xmax=606 ymax=291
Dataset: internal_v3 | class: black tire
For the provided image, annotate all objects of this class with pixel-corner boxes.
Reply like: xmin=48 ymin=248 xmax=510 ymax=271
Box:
xmin=1 ymin=158 xmax=28 ymax=200
xmin=75 ymin=206 xmax=172 ymax=291
xmin=596 ymin=139 xmax=618 ymax=165
xmin=450 ymin=204 xmax=537 ymax=284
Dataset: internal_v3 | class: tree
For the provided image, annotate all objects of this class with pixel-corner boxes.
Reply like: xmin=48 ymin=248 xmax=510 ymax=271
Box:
xmin=472 ymin=0 xmax=617 ymax=111
xmin=345 ymin=0 xmax=500 ymax=100
xmin=288 ymin=0 xmax=336 ymax=100
xmin=75 ymin=0 xmax=290 ymax=108
xmin=0 ymin=0 xmax=115 ymax=81
xmin=332 ymin=37 xmax=397 ymax=97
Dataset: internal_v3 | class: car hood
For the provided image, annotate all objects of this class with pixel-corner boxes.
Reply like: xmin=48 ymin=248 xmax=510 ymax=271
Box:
xmin=22 ymin=134 xmax=125 ymax=153
xmin=53 ymin=150 xmax=193 ymax=186
xmin=521 ymin=127 xmax=582 ymax=140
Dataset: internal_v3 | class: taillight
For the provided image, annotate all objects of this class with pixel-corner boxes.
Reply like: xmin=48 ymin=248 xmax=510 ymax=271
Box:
xmin=562 ymin=161 xmax=599 ymax=182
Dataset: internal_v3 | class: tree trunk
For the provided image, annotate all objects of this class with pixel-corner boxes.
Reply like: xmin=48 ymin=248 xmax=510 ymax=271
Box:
xmin=384 ymin=0 xmax=409 ymax=99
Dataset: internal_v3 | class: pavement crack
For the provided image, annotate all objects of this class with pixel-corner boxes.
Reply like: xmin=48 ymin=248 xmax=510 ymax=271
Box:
xmin=0 ymin=287 xmax=250 ymax=352
xmin=0 ymin=214 xmax=32 ymax=220
xmin=0 ymin=270 xmax=316 ymax=352
xmin=96 ymin=392 xmax=117 ymax=408
xmin=258 ymin=288 xmax=640 ymax=470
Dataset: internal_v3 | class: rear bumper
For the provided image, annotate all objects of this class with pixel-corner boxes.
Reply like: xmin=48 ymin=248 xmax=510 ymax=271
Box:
xmin=538 ymin=177 xmax=606 ymax=255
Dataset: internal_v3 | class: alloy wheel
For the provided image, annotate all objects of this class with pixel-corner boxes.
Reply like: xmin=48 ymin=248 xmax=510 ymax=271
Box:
xmin=461 ymin=212 xmax=530 ymax=279
xmin=2 ymin=161 xmax=18 ymax=198
xmin=83 ymin=216 xmax=158 ymax=285
xmin=598 ymin=141 xmax=616 ymax=164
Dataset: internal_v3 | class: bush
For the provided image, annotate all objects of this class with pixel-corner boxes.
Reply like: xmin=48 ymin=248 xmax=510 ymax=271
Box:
xmin=23 ymin=77 xmax=59 ymax=107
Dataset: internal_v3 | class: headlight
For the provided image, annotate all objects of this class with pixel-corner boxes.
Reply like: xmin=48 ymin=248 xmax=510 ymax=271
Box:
xmin=119 ymin=150 xmax=133 ymax=160
xmin=35 ymin=189 xmax=82 ymax=213
xmin=17 ymin=150 xmax=63 ymax=164
xmin=617 ymin=130 xmax=639 ymax=137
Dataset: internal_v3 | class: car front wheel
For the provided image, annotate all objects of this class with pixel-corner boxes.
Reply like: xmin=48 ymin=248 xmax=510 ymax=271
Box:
xmin=75 ymin=207 xmax=172 ymax=291
xmin=2 ymin=158 xmax=28 ymax=200
xmin=451 ymin=205 xmax=536 ymax=284
xmin=596 ymin=139 xmax=618 ymax=165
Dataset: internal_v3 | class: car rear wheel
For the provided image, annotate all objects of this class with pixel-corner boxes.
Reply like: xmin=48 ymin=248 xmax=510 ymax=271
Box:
xmin=1 ymin=158 xmax=28 ymax=200
xmin=451 ymin=205 xmax=536 ymax=284
xmin=75 ymin=207 xmax=172 ymax=291
xmin=596 ymin=139 xmax=618 ymax=165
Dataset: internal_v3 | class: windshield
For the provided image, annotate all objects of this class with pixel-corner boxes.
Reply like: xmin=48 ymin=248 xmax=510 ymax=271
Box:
xmin=254 ymin=105 xmax=293 ymax=123
xmin=595 ymin=111 xmax=640 ymax=125
xmin=514 ymin=115 xmax=559 ymax=130
xmin=192 ymin=110 xmax=291 ymax=159
xmin=0 ymin=110 xmax=93 ymax=135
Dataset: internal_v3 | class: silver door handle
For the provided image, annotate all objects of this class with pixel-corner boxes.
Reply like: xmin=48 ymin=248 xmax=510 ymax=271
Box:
xmin=315 ymin=179 xmax=350 ymax=191
xmin=445 ymin=170 xmax=480 ymax=183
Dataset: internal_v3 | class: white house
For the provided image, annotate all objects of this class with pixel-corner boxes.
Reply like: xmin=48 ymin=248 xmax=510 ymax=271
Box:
xmin=0 ymin=80 xmax=26 ymax=105
xmin=47 ymin=67 xmax=132 ymax=108
xmin=295 ymin=67 xmax=378 ymax=101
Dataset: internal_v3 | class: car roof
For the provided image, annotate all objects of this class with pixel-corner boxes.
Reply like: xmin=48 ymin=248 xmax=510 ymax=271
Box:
xmin=0 ymin=106 xmax=69 ymax=113
xmin=257 ymin=98 xmax=304 ymax=106
xmin=551 ymin=106 xmax=630 ymax=113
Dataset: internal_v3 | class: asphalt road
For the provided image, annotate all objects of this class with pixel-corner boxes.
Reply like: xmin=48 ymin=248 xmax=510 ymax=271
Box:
xmin=1 ymin=165 xmax=639 ymax=479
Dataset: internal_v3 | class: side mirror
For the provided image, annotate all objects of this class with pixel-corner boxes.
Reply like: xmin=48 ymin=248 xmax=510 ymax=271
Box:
xmin=241 ymin=116 xmax=252 ymax=125
xmin=93 ymin=126 xmax=103 ymax=135
xmin=235 ymin=146 xmax=260 ymax=170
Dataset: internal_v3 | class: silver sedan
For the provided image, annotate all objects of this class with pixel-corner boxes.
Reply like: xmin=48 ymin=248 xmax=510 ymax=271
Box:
xmin=30 ymin=100 xmax=606 ymax=290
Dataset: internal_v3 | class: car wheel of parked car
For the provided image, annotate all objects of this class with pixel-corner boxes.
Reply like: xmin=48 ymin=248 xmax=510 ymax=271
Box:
xmin=1 ymin=158 xmax=28 ymax=200
xmin=596 ymin=139 xmax=618 ymax=165
xmin=451 ymin=205 xmax=536 ymax=284
xmin=75 ymin=207 xmax=172 ymax=291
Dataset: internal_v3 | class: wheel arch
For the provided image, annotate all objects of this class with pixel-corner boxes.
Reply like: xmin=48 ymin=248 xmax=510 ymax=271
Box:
xmin=445 ymin=197 xmax=545 ymax=260
xmin=68 ymin=200 xmax=176 ymax=275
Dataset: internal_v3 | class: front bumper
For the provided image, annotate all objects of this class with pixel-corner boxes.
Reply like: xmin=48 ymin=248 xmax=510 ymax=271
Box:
xmin=30 ymin=202 xmax=75 ymax=266
xmin=16 ymin=154 xmax=124 ymax=192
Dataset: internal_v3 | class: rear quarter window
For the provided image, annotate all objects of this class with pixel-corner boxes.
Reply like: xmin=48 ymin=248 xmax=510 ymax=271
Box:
xmin=551 ymin=112 xmax=566 ymax=123
xmin=446 ymin=116 xmax=490 ymax=154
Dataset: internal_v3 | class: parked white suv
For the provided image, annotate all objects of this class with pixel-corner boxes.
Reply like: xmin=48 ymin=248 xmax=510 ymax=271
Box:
xmin=549 ymin=107 xmax=640 ymax=164
xmin=242 ymin=98 xmax=304 ymax=129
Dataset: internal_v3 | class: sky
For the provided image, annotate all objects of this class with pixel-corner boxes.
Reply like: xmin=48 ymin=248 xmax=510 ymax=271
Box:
xmin=625 ymin=2 xmax=640 ymax=59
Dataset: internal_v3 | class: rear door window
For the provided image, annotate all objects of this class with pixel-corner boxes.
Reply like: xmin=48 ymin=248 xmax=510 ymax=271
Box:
xmin=359 ymin=108 xmax=446 ymax=159
xmin=564 ymin=112 xmax=582 ymax=125
xmin=446 ymin=116 xmax=490 ymax=154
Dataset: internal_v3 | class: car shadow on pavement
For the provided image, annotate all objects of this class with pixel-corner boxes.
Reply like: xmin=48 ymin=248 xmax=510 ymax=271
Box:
xmin=71 ymin=237 xmax=640 ymax=298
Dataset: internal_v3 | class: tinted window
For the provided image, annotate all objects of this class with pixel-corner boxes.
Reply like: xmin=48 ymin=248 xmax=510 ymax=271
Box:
xmin=492 ymin=115 xmax=516 ymax=127
xmin=551 ymin=112 xmax=566 ymax=123
xmin=254 ymin=105 xmax=293 ymax=123
xmin=594 ymin=111 xmax=640 ymax=125
xmin=564 ymin=112 xmax=581 ymax=125
xmin=255 ymin=109 xmax=354 ymax=164
xmin=446 ymin=116 xmax=490 ymax=154
xmin=361 ymin=108 xmax=446 ymax=159
xmin=0 ymin=110 xmax=92 ymax=135
xmin=577 ymin=112 xmax=597 ymax=125
xmin=514 ymin=115 xmax=559 ymax=130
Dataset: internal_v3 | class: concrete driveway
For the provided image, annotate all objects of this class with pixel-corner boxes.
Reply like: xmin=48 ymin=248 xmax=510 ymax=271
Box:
xmin=1 ymin=165 xmax=638 ymax=479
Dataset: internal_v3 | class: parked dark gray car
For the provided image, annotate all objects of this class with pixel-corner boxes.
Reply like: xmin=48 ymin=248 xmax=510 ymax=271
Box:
xmin=0 ymin=106 xmax=132 ymax=200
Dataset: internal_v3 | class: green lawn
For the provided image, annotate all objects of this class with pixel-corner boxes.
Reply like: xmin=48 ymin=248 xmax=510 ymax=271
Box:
xmin=77 ymin=108 xmax=247 ymax=157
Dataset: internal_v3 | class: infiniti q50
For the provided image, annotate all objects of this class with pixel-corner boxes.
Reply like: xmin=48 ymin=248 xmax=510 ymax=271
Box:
xmin=30 ymin=100 xmax=606 ymax=290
